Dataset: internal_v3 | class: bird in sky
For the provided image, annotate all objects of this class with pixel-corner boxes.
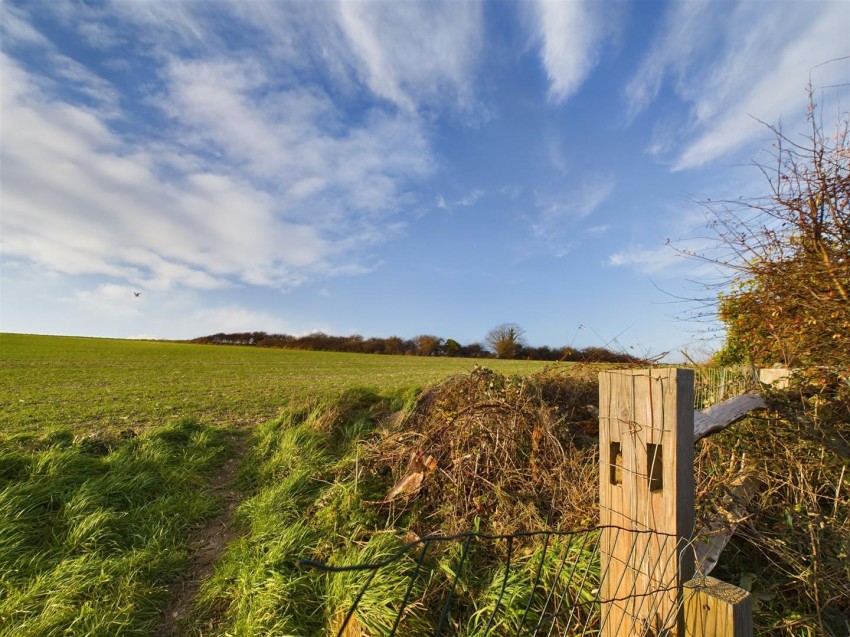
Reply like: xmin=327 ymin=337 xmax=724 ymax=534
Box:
xmin=133 ymin=292 xmax=141 ymax=297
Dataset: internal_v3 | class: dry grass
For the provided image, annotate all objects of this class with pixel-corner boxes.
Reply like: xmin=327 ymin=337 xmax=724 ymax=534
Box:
xmin=360 ymin=366 xmax=602 ymax=536
xmin=694 ymin=375 xmax=850 ymax=636
xmin=359 ymin=364 xmax=850 ymax=634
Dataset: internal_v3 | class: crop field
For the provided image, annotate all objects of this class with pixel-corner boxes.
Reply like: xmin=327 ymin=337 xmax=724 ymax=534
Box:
xmin=0 ymin=333 xmax=550 ymax=435
xmin=0 ymin=333 xmax=560 ymax=636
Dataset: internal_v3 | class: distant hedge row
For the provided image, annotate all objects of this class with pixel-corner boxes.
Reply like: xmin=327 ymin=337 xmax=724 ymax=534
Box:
xmin=189 ymin=331 xmax=641 ymax=363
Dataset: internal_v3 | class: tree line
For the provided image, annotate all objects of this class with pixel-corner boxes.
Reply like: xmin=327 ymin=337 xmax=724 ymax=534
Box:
xmin=189 ymin=325 xmax=641 ymax=363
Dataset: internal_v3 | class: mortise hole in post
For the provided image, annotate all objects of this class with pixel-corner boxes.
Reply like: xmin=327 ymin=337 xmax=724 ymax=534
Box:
xmin=609 ymin=442 xmax=622 ymax=485
xmin=647 ymin=443 xmax=663 ymax=492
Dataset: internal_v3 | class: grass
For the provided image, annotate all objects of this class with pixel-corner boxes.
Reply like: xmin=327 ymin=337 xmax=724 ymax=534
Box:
xmin=190 ymin=385 xmax=603 ymax=636
xmin=0 ymin=418 xmax=230 ymax=636
xmin=0 ymin=334 xmax=560 ymax=635
xmin=190 ymin=392 xmax=404 ymax=635
xmin=0 ymin=333 xmax=552 ymax=435
xmin=5 ymin=333 xmax=845 ymax=635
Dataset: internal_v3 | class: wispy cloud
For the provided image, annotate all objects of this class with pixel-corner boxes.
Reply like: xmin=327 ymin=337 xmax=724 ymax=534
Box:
xmin=626 ymin=0 xmax=850 ymax=169
xmin=69 ymin=284 xmax=143 ymax=318
xmin=586 ymin=225 xmax=610 ymax=236
xmin=160 ymin=56 xmax=433 ymax=216
xmin=336 ymin=0 xmax=483 ymax=112
xmin=624 ymin=0 xmax=713 ymax=121
xmin=525 ymin=0 xmax=622 ymax=103
xmin=1 ymin=2 xmax=51 ymax=45
xmin=532 ymin=175 xmax=615 ymax=229
xmin=0 ymin=2 xmax=443 ymax=294
xmin=525 ymin=175 xmax=616 ymax=256
xmin=456 ymin=189 xmax=484 ymax=207
xmin=188 ymin=306 xmax=291 ymax=335
xmin=1 ymin=53 xmax=327 ymax=290
xmin=607 ymin=246 xmax=683 ymax=274
xmin=607 ymin=232 xmax=729 ymax=279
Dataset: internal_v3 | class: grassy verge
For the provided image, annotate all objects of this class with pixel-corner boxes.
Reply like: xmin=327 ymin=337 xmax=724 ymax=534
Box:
xmin=190 ymin=375 xmax=602 ymax=636
xmin=190 ymin=389 xmax=412 ymax=635
xmin=0 ymin=419 xmax=230 ymax=636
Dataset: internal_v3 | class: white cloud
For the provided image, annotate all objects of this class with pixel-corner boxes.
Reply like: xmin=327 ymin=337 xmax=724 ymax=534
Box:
xmin=522 ymin=175 xmax=615 ymax=258
xmin=0 ymin=3 xmax=51 ymax=45
xmin=1 ymin=53 xmax=329 ymax=290
xmin=69 ymin=283 xmax=143 ymax=318
xmin=608 ymin=246 xmax=684 ymax=274
xmin=160 ymin=56 xmax=434 ymax=218
xmin=336 ymin=0 xmax=483 ymax=111
xmin=586 ymin=225 xmax=610 ymax=236
xmin=526 ymin=0 xmax=621 ymax=103
xmin=1 ymin=0 xmax=441 ymax=295
xmin=532 ymin=175 xmax=615 ymax=232
xmin=1 ymin=3 xmax=121 ymax=115
xmin=607 ymin=237 xmax=727 ymax=279
xmin=456 ymin=189 xmax=484 ymax=207
xmin=23 ymin=0 xmax=484 ymax=115
xmin=500 ymin=185 xmax=523 ymax=199
xmin=626 ymin=0 xmax=850 ymax=169
xmin=624 ymin=0 xmax=713 ymax=120
xmin=188 ymin=306 xmax=290 ymax=335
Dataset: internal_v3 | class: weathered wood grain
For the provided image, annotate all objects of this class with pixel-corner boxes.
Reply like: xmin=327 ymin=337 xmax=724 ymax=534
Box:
xmin=693 ymin=394 xmax=767 ymax=442
xmin=684 ymin=576 xmax=753 ymax=637
xmin=599 ymin=369 xmax=694 ymax=637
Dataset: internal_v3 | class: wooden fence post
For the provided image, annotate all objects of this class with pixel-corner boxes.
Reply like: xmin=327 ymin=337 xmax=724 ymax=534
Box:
xmin=599 ymin=369 xmax=695 ymax=636
xmin=683 ymin=577 xmax=753 ymax=637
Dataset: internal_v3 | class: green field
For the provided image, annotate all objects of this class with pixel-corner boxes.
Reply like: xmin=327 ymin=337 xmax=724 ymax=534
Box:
xmin=0 ymin=333 xmax=559 ymax=635
xmin=2 ymin=334 xmax=846 ymax=635
xmin=1 ymin=333 xmax=551 ymax=435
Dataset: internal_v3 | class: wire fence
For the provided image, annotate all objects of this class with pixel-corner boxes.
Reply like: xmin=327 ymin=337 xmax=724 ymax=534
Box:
xmin=692 ymin=365 xmax=760 ymax=410
xmin=297 ymin=525 xmax=703 ymax=637
xmin=296 ymin=368 xmax=755 ymax=636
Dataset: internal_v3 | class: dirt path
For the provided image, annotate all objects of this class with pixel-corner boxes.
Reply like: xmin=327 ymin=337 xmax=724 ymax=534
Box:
xmin=157 ymin=428 xmax=250 ymax=637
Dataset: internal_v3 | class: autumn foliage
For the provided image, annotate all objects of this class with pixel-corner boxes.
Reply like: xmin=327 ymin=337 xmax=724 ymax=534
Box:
xmin=708 ymin=92 xmax=849 ymax=370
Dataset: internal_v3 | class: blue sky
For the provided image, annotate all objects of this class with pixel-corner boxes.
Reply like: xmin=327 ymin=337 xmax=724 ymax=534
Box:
xmin=1 ymin=0 xmax=848 ymax=360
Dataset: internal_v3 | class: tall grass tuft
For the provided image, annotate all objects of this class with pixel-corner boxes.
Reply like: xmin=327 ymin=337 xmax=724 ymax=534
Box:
xmin=325 ymin=533 xmax=432 ymax=636
xmin=0 ymin=419 xmax=227 ymax=636
xmin=192 ymin=391 xmax=405 ymax=635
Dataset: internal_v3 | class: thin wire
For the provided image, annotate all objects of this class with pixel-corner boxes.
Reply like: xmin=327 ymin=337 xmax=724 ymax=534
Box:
xmin=299 ymin=525 xmax=703 ymax=637
xmin=545 ymin=529 xmax=597 ymax=637
xmin=562 ymin=529 xmax=607 ymax=635
xmin=517 ymin=532 xmax=550 ymax=633
xmin=481 ymin=535 xmax=515 ymax=637
xmin=603 ymin=525 xmax=658 ymax=637
xmin=532 ymin=530 xmax=578 ymax=635
xmin=388 ymin=539 xmax=431 ymax=637
xmin=435 ymin=533 xmax=473 ymax=636
xmin=335 ymin=564 xmax=379 ymax=637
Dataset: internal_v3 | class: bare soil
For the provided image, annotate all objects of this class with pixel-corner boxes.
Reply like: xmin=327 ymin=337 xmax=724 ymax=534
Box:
xmin=156 ymin=429 xmax=250 ymax=637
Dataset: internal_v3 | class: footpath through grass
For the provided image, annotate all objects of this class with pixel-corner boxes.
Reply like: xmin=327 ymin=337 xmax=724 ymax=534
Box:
xmin=0 ymin=333 xmax=551 ymax=435
xmin=0 ymin=334 xmax=555 ymax=635
xmin=0 ymin=419 xmax=231 ymax=636
xmin=190 ymin=388 xmax=600 ymax=636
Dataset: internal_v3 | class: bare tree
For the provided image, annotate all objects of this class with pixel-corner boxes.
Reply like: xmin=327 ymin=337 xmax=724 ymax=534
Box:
xmin=486 ymin=323 xmax=527 ymax=359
